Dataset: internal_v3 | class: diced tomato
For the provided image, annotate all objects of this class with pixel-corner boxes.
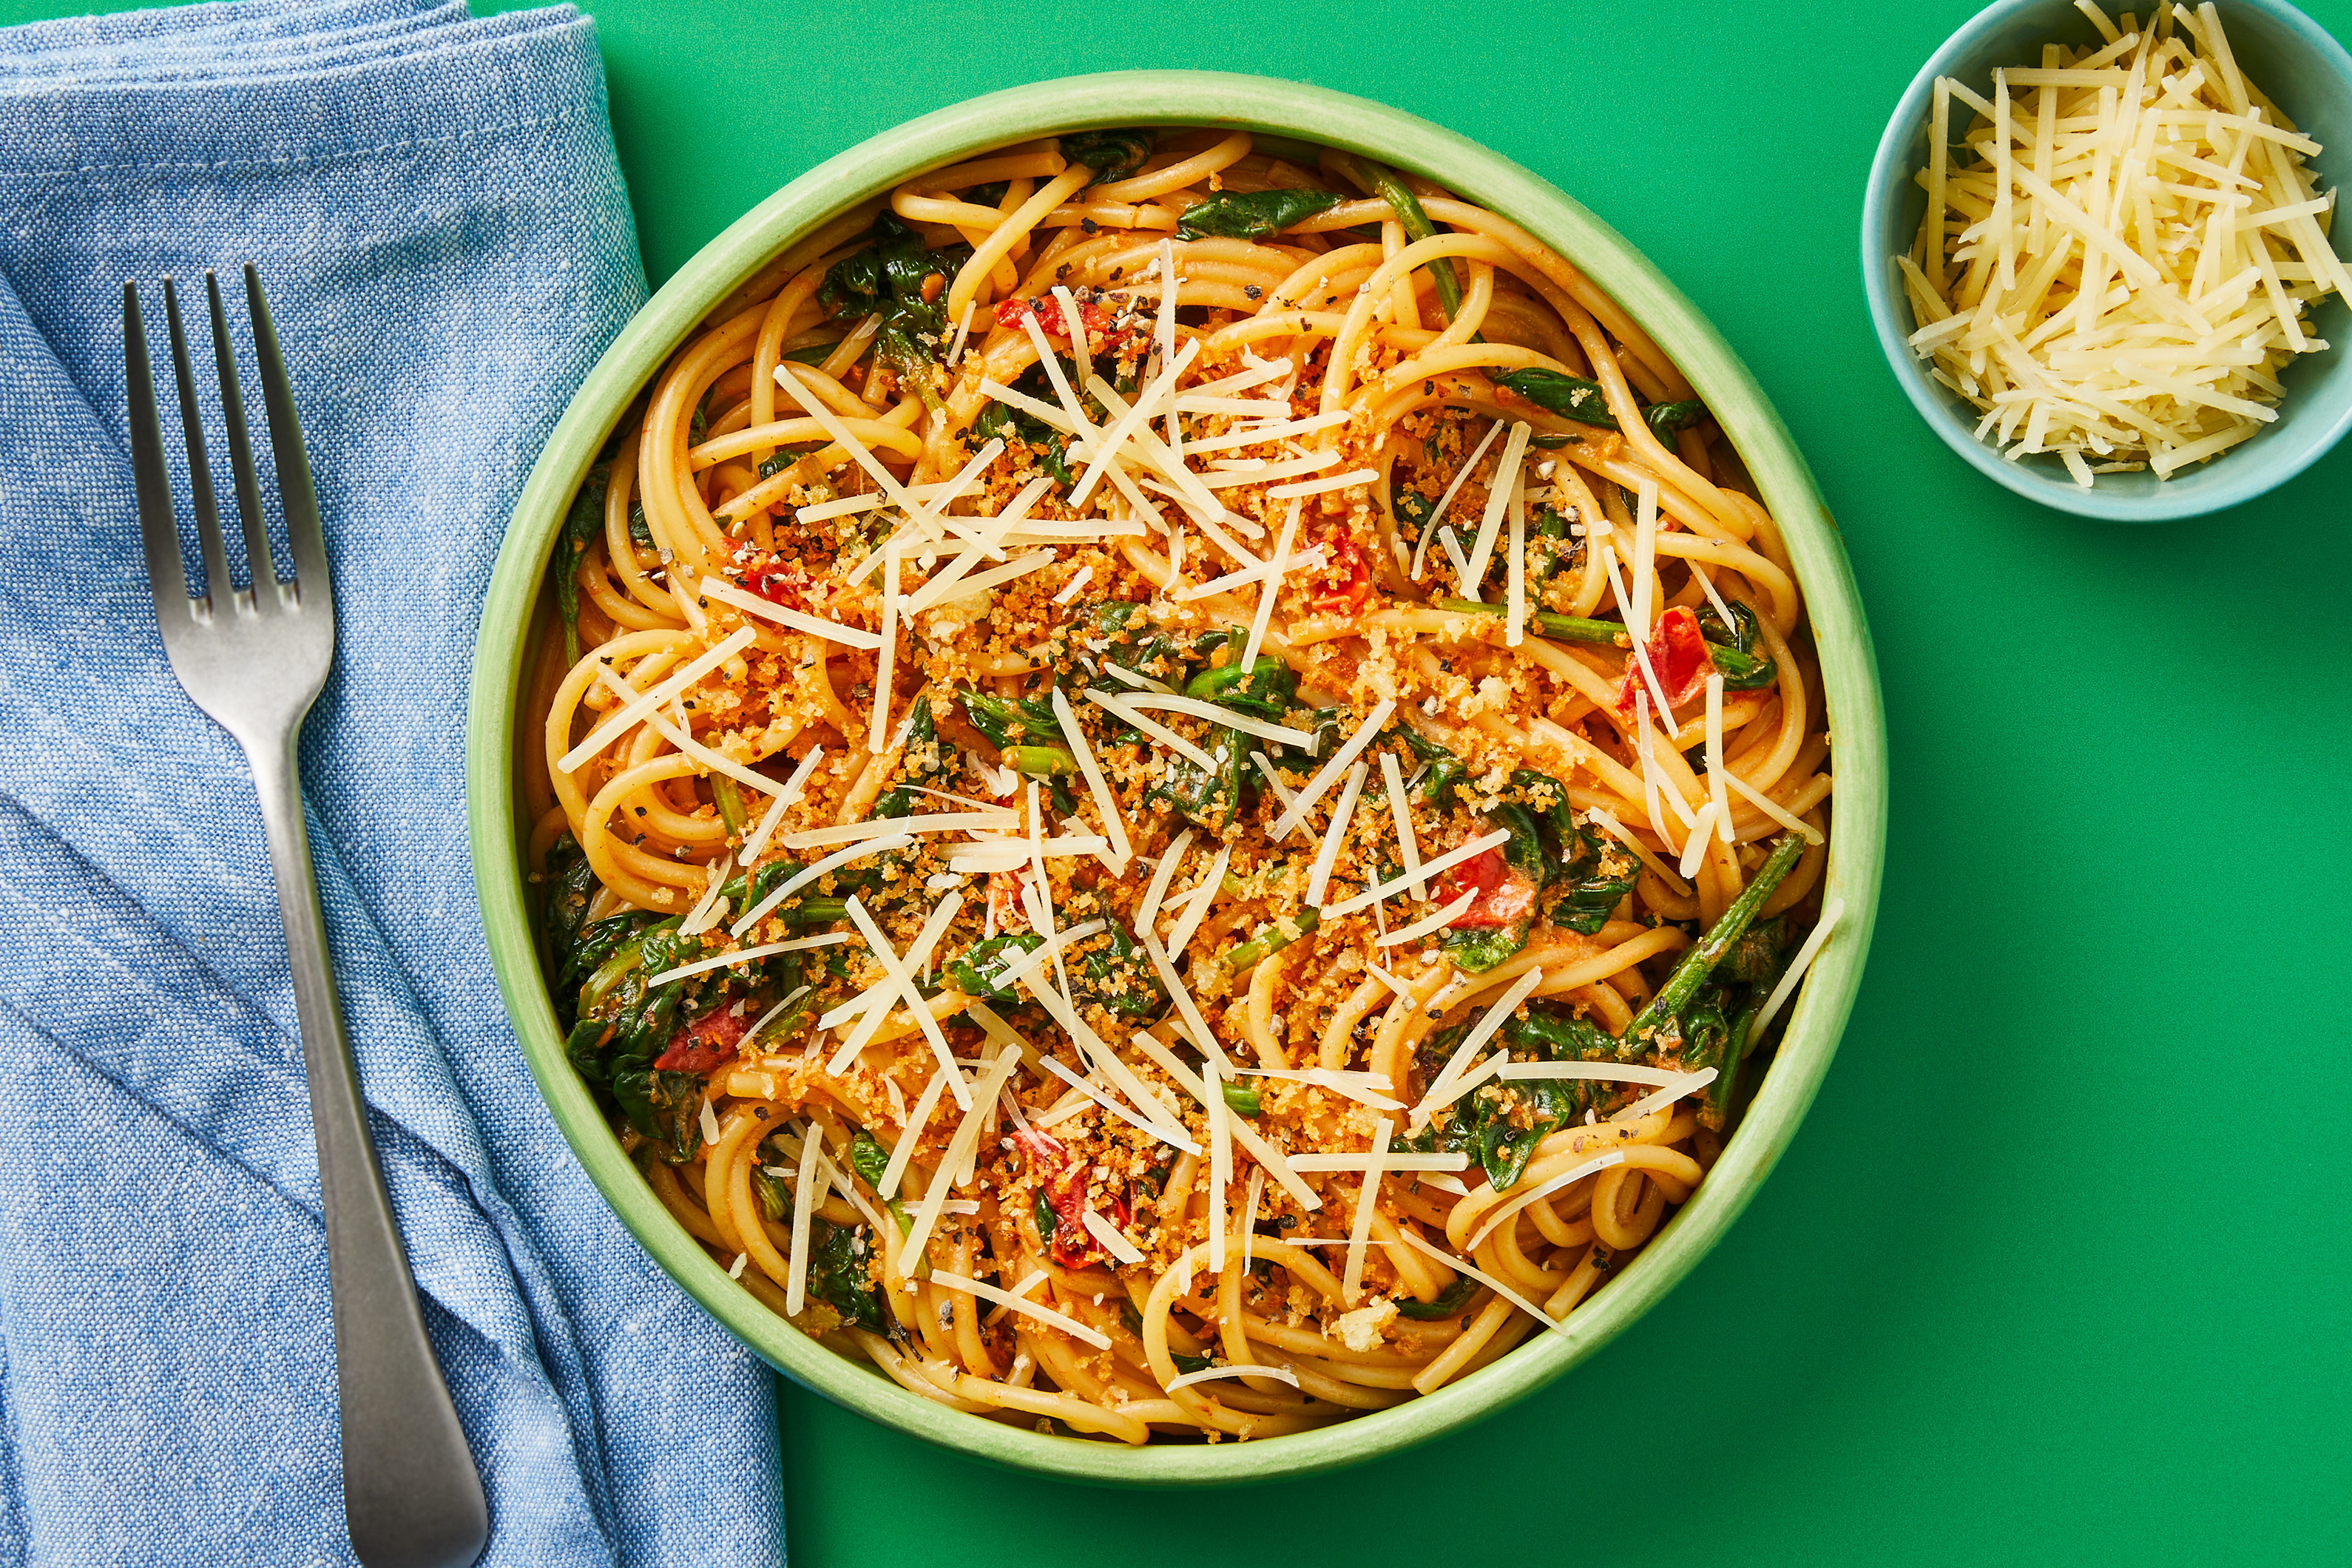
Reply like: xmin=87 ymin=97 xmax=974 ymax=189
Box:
xmin=1439 ymin=845 xmax=1538 ymax=930
xmin=1613 ymin=604 xmax=1712 ymax=717
xmin=744 ymin=558 xmax=811 ymax=609
xmin=1444 ymin=845 xmax=1504 ymax=903
xmin=987 ymin=870 xmax=1030 ymax=933
xmin=1311 ymin=529 xmax=1372 ymax=615
xmin=995 ymin=294 xmax=1112 ymax=346
xmin=1013 ymin=1125 xmax=1132 ymax=1268
xmin=1010 ymin=1125 xmax=1067 ymax=1167
xmin=654 ymin=1004 xmax=748 ymax=1073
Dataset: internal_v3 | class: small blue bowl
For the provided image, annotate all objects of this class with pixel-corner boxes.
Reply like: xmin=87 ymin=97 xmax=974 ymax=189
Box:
xmin=1862 ymin=0 xmax=2352 ymax=521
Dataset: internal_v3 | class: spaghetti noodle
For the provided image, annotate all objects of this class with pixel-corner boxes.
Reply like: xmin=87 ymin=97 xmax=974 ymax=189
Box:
xmin=526 ymin=125 xmax=1839 ymax=1442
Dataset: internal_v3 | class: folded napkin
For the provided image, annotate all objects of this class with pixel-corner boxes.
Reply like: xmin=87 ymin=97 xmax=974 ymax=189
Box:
xmin=0 ymin=4 xmax=783 ymax=1563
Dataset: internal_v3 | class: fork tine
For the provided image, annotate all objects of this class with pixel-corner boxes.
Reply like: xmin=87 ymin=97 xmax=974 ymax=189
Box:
xmin=242 ymin=265 xmax=328 ymax=606
xmin=162 ymin=277 xmax=234 ymax=610
xmin=123 ymin=283 xmax=191 ymax=626
xmin=207 ymin=271 xmax=279 ymax=608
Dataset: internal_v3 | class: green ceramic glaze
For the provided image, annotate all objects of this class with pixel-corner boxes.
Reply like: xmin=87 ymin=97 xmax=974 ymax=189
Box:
xmin=464 ymin=71 xmax=1888 ymax=1487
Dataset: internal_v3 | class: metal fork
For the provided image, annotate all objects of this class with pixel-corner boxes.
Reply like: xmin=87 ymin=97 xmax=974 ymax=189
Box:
xmin=124 ymin=268 xmax=489 ymax=1568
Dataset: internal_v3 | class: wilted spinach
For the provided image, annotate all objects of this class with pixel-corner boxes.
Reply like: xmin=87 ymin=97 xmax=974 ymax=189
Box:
xmin=1493 ymin=368 xmax=1616 ymax=428
xmin=805 ymin=1217 xmax=883 ymax=1330
xmin=1060 ymin=129 xmax=1154 ymax=184
xmin=1175 ymin=188 xmax=1342 ymax=240
xmin=818 ymin=212 xmax=969 ymax=409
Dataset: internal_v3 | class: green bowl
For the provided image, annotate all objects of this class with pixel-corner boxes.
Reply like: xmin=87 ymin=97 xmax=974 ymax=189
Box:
xmin=466 ymin=70 xmax=1889 ymax=1487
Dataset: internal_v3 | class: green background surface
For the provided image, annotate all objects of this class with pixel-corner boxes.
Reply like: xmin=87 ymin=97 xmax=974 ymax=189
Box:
xmin=13 ymin=0 xmax=2346 ymax=1561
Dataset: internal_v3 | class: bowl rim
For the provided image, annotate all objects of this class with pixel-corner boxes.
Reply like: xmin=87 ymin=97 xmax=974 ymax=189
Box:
xmin=465 ymin=68 xmax=1889 ymax=1487
xmin=1858 ymin=0 xmax=2352 ymax=522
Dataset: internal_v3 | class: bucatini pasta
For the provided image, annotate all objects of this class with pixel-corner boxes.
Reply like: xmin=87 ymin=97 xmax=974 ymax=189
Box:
xmin=525 ymin=124 xmax=1839 ymax=1442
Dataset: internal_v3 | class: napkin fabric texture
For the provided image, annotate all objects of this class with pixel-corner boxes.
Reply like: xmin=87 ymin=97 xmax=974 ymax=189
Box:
xmin=0 ymin=4 xmax=783 ymax=1564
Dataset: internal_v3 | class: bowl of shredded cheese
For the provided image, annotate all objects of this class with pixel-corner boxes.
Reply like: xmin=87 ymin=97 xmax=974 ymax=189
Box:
xmin=1863 ymin=0 xmax=2352 ymax=518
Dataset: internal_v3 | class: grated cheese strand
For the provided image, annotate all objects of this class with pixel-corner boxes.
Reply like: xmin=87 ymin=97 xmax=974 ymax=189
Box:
xmin=560 ymin=626 xmax=757 ymax=773
xmin=1050 ymin=687 xmax=1133 ymax=869
xmin=1342 ymin=1119 xmax=1392 ymax=1305
xmin=1269 ymin=697 xmax=1397 ymax=841
xmin=731 ymin=834 xmax=915 ymax=937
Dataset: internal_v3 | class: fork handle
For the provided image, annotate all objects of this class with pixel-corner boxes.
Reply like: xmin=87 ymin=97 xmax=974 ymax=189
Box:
xmin=249 ymin=732 xmax=490 ymax=1568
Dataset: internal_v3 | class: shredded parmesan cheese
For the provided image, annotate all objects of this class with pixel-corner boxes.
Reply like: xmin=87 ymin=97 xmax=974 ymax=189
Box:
xmin=929 ymin=1268 xmax=1112 ymax=1349
xmin=1900 ymin=5 xmax=2350 ymax=481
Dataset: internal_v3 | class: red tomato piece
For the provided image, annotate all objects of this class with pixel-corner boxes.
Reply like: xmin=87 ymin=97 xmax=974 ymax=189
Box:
xmin=744 ymin=558 xmax=811 ymax=609
xmin=994 ymin=294 xmax=1111 ymax=345
xmin=987 ymin=870 xmax=1030 ymax=933
xmin=653 ymin=1004 xmax=748 ymax=1074
xmin=1013 ymin=1126 xmax=1130 ymax=1268
xmin=1613 ymin=605 xmax=1712 ymax=716
xmin=1439 ymin=846 xmax=1538 ymax=930
xmin=1311 ymin=530 xmax=1372 ymax=615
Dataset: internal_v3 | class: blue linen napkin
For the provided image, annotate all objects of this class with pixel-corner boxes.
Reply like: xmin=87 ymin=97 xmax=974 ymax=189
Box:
xmin=0 ymin=4 xmax=785 ymax=1564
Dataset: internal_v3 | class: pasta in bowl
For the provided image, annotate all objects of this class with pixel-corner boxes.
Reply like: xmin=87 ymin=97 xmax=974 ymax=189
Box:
xmin=475 ymin=73 xmax=1883 ymax=1482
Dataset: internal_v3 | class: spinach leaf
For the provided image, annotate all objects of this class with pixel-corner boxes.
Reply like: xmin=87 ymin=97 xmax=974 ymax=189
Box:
xmin=566 ymin=914 xmax=729 ymax=1158
xmin=1183 ymin=650 xmax=1297 ymax=721
xmin=555 ymin=459 xmax=612 ymax=664
xmin=1396 ymin=726 xmax=1464 ymax=805
xmin=539 ymin=832 xmax=601 ymax=999
xmin=973 ymin=398 xmax=1074 ymax=487
xmin=1494 ymin=368 xmax=1617 ymax=429
xmin=624 ymin=1069 xmax=706 ymax=1165
xmin=1154 ymin=723 xmax=1247 ymax=831
xmin=1453 ymin=1002 xmax=1612 ymax=1188
xmin=1722 ymin=915 xmax=1788 ymax=986
xmin=817 ymin=212 xmax=968 ymax=409
xmin=848 ymin=1130 xmax=891 ymax=1190
xmin=1059 ymin=129 xmax=1154 ymax=184
xmin=754 ymin=1165 xmax=791 ymax=1223
xmin=1498 ymin=768 xmax=1637 ymax=936
xmin=947 ymin=933 xmax=1045 ymax=1001
xmin=1548 ymin=829 xmax=1639 ymax=939
xmin=1644 ymin=400 xmax=1708 ymax=439
xmin=959 ymin=687 xmax=1063 ymax=749
xmin=1504 ymin=1004 xmax=1614 ymax=1061
xmin=1695 ymin=600 xmax=1778 ymax=690
xmin=1394 ymin=1276 xmax=1481 ymax=1320
xmin=1175 ymin=189 xmax=1343 ymax=240
xmin=1440 ymin=922 xmax=1530 ymax=973
xmin=1072 ymin=922 xmax=1165 ymax=1019
xmin=873 ymin=695 xmax=954 ymax=820
xmin=805 ymin=1217 xmax=883 ymax=1330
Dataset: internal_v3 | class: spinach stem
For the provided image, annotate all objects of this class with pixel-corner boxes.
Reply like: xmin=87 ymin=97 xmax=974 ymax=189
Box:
xmin=1343 ymin=155 xmax=1464 ymax=323
xmin=1434 ymin=596 xmax=1626 ymax=646
xmin=1222 ymin=907 xmax=1322 ymax=973
xmin=1621 ymin=833 xmax=1806 ymax=1056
